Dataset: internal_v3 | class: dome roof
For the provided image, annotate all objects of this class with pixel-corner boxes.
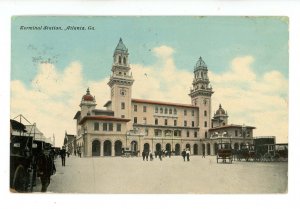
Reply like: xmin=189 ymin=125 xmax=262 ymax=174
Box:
xmin=216 ymin=104 xmax=226 ymax=115
xmin=194 ymin=56 xmax=207 ymax=71
xmin=82 ymin=88 xmax=95 ymax=102
xmin=115 ymin=38 xmax=128 ymax=53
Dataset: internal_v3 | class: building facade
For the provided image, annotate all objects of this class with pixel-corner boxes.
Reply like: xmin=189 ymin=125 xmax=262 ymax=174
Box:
xmin=73 ymin=39 xmax=255 ymax=157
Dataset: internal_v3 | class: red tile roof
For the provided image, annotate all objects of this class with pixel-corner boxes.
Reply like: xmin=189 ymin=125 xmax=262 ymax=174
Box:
xmin=79 ymin=116 xmax=130 ymax=125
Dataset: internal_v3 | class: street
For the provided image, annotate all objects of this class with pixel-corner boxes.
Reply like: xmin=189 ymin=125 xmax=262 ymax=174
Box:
xmin=34 ymin=155 xmax=288 ymax=194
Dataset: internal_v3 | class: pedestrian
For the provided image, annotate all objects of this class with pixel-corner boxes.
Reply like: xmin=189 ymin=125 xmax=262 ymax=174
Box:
xmin=168 ymin=150 xmax=171 ymax=158
xmin=154 ymin=151 xmax=158 ymax=158
xmin=60 ymin=147 xmax=66 ymax=166
xmin=142 ymin=150 xmax=145 ymax=161
xmin=37 ymin=147 xmax=56 ymax=192
xmin=149 ymin=151 xmax=153 ymax=161
xmin=67 ymin=151 xmax=70 ymax=158
xmin=158 ymin=150 xmax=162 ymax=161
xmin=78 ymin=149 xmax=81 ymax=158
xmin=202 ymin=149 xmax=205 ymax=158
xmin=146 ymin=151 xmax=149 ymax=161
xmin=186 ymin=148 xmax=190 ymax=161
xmin=181 ymin=149 xmax=186 ymax=161
xmin=74 ymin=150 xmax=77 ymax=156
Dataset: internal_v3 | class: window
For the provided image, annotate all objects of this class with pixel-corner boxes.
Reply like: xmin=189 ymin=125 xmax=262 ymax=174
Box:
xmin=134 ymin=117 xmax=137 ymax=124
xmin=165 ymin=119 xmax=168 ymax=126
xmin=160 ymin=107 xmax=163 ymax=113
xmin=184 ymin=120 xmax=187 ymax=127
xmin=103 ymin=123 xmax=108 ymax=131
xmin=174 ymin=120 xmax=177 ymax=126
xmin=204 ymin=110 xmax=207 ymax=117
xmin=165 ymin=107 xmax=168 ymax=114
xmin=169 ymin=108 xmax=172 ymax=114
xmin=194 ymin=131 xmax=197 ymax=138
xmin=117 ymin=123 xmax=121 ymax=132
xmin=184 ymin=110 xmax=187 ymax=116
xmin=204 ymin=121 xmax=207 ymax=127
xmin=118 ymin=56 xmax=121 ymax=64
xmin=121 ymin=115 xmax=125 ymax=118
xmin=145 ymin=129 xmax=149 ymax=136
xmin=155 ymin=107 xmax=158 ymax=113
xmin=155 ymin=129 xmax=162 ymax=137
xmin=109 ymin=123 xmax=113 ymax=131
xmin=187 ymin=131 xmax=190 ymax=138
xmin=155 ymin=118 xmax=158 ymax=125
xmin=143 ymin=117 xmax=147 ymax=124
xmin=205 ymin=131 xmax=208 ymax=138
xmin=143 ymin=106 xmax=147 ymax=112
xmin=174 ymin=130 xmax=182 ymax=137
xmin=192 ymin=110 xmax=194 ymax=116
xmin=121 ymin=102 xmax=125 ymax=109
xmin=174 ymin=108 xmax=177 ymax=115
xmin=235 ymin=130 xmax=238 ymax=137
xmin=123 ymin=57 xmax=126 ymax=65
xmin=94 ymin=122 xmax=99 ymax=131
xmin=134 ymin=105 xmax=137 ymax=112
xmin=192 ymin=121 xmax=195 ymax=127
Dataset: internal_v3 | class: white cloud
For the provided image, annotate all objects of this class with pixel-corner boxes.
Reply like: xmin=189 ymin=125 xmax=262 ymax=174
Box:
xmin=11 ymin=47 xmax=288 ymax=146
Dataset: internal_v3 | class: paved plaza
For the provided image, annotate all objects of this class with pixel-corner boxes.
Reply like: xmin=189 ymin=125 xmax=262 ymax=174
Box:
xmin=34 ymin=155 xmax=288 ymax=194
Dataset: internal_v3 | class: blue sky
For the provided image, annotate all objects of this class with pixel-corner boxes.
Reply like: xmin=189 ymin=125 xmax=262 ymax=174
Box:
xmin=11 ymin=16 xmax=289 ymax=146
xmin=12 ymin=16 xmax=288 ymax=84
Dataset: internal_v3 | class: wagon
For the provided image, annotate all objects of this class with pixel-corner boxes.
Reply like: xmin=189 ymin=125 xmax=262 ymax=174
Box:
xmin=216 ymin=143 xmax=233 ymax=163
xmin=238 ymin=144 xmax=259 ymax=161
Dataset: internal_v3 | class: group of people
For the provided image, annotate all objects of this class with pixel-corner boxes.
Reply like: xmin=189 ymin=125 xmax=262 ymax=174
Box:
xmin=181 ymin=148 xmax=191 ymax=162
xmin=74 ymin=149 xmax=82 ymax=158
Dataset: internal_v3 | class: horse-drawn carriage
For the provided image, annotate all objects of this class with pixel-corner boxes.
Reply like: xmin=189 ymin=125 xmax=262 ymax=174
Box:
xmin=216 ymin=142 xmax=233 ymax=163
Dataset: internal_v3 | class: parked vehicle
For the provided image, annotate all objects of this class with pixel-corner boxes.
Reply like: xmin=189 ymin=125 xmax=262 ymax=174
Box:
xmin=216 ymin=142 xmax=233 ymax=163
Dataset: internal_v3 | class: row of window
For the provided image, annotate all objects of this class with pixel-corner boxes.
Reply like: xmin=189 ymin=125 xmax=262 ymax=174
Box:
xmin=130 ymin=103 xmax=208 ymax=117
xmin=133 ymin=117 xmax=208 ymax=127
xmin=94 ymin=122 xmax=122 ymax=132
xmin=154 ymin=129 xmax=198 ymax=138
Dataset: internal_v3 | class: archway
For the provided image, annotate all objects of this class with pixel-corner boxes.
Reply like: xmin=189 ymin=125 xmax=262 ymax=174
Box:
xmin=104 ymin=140 xmax=112 ymax=156
xmin=131 ymin=141 xmax=137 ymax=152
xmin=193 ymin=144 xmax=198 ymax=155
xmin=175 ymin=144 xmax=180 ymax=155
xmin=115 ymin=140 xmax=122 ymax=156
xmin=156 ymin=143 xmax=161 ymax=152
xmin=234 ymin=143 xmax=239 ymax=150
xmin=144 ymin=143 xmax=150 ymax=152
xmin=207 ymin=143 xmax=211 ymax=155
xmin=92 ymin=140 xmax=100 ymax=156
xmin=166 ymin=143 xmax=171 ymax=152
xmin=186 ymin=143 xmax=191 ymax=151
xmin=214 ymin=143 xmax=218 ymax=155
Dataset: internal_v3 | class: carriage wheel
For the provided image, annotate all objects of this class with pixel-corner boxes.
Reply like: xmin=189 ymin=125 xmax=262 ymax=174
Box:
xmin=12 ymin=165 xmax=28 ymax=192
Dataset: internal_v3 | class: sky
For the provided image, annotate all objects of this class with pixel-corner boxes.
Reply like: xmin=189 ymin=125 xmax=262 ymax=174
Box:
xmin=10 ymin=16 xmax=289 ymax=147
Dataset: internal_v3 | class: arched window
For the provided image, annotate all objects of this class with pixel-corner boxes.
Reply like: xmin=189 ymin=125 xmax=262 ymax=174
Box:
xmin=169 ymin=108 xmax=172 ymax=114
xmin=123 ymin=57 xmax=126 ymax=65
xmin=160 ymin=107 xmax=163 ymax=114
xmin=174 ymin=108 xmax=177 ymax=115
xmin=204 ymin=110 xmax=207 ymax=117
xmin=118 ymin=56 xmax=121 ymax=64
xmin=164 ymin=107 xmax=168 ymax=114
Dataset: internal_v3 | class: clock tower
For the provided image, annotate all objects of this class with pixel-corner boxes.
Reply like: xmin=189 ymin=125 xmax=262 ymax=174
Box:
xmin=189 ymin=57 xmax=214 ymax=139
xmin=108 ymin=38 xmax=134 ymax=120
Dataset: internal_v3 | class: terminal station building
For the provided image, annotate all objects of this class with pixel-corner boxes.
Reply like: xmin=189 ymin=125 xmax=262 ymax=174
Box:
xmin=71 ymin=39 xmax=255 ymax=157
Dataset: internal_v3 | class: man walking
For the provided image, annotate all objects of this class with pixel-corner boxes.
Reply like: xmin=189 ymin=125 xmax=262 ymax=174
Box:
xmin=181 ymin=149 xmax=186 ymax=161
xmin=60 ymin=147 xmax=66 ymax=166
xmin=186 ymin=148 xmax=191 ymax=161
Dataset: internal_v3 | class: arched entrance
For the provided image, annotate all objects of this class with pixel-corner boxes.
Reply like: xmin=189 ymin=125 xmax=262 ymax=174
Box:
xmin=166 ymin=143 xmax=171 ymax=152
xmin=144 ymin=143 xmax=150 ymax=152
xmin=115 ymin=140 xmax=122 ymax=156
xmin=186 ymin=143 xmax=191 ymax=151
xmin=92 ymin=140 xmax=100 ymax=156
xmin=131 ymin=141 xmax=137 ymax=152
xmin=202 ymin=144 xmax=206 ymax=155
xmin=156 ymin=143 xmax=161 ymax=152
xmin=193 ymin=144 xmax=198 ymax=155
xmin=207 ymin=143 xmax=211 ymax=155
xmin=214 ymin=143 xmax=218 ymax=155
xmin=104 ymin=140 xmax=112 ymax=156
xmin=234 ymin=143 xmax=239 ymax=150
xmin=175 ymin=144 xmax=180 ymax=155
